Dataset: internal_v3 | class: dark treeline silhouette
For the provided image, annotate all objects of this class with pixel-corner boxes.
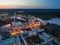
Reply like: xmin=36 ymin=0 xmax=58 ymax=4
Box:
xmin=0 ymin=19 xmax=11 ymax=26
xmin=0 ymin=9 xmax=60 ymax=20
xmin=40 ymin=23 xmax=60 ymax=39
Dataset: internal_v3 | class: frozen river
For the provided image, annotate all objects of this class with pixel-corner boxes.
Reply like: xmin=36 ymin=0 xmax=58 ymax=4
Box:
xmin=45 ymin=18 xmax=60 ymax=25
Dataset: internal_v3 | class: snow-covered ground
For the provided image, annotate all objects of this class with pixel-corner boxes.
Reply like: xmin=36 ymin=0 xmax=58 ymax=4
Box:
xmin=45 ymin=18 xmax=60 ymax=25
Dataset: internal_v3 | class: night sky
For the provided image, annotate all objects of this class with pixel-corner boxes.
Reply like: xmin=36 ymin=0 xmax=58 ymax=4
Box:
xmin=0 ymin=0 xmax=60 ymax=9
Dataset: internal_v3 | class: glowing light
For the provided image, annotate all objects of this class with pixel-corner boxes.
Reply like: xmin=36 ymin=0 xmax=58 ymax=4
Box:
xmin=10 ymin=29 xmax=22 ymax=36
xmin=10 ymin=16 xmax=46 ymax=36
xmin=10 ymin=20 xmax=41 ymax=36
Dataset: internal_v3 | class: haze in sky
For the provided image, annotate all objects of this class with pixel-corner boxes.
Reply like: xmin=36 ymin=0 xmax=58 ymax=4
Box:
xmin=0 ymin=0 xmax=60 ymax=9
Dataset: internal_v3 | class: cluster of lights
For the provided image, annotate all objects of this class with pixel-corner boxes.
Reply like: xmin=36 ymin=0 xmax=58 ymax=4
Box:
xmin=10 ymin=16 xmax=46 ymax=36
